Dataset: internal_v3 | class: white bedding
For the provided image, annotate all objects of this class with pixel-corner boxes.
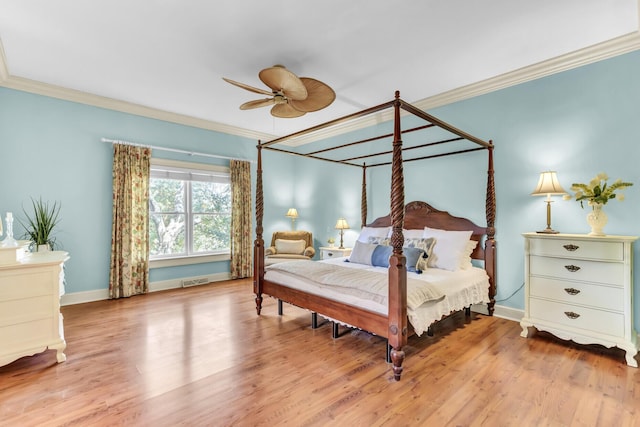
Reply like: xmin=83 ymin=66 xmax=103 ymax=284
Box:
xmin=264 ymin=257 xmax=490 ymax=336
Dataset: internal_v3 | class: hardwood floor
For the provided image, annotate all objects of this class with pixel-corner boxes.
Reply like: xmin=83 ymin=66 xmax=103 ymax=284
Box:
xmin=0 ymin=279 xmax=638 ymax=426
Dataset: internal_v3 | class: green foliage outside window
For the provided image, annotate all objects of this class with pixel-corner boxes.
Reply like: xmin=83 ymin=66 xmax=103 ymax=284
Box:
xmin=149 ymin=176 xmax=230 ymax=257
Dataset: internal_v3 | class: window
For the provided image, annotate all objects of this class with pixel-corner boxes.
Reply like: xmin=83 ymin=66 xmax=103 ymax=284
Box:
xmin=149 ymin=159 xmax=231 ymax=260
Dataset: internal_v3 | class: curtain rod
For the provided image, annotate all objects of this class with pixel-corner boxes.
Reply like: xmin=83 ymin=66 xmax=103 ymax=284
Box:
xmin=101 ymin=138 xmax=256 ymax=164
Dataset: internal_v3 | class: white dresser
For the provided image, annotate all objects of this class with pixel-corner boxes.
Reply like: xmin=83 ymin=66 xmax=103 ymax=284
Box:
xmin=521 ymin=233 xmax=638 ymax=366
xmin=0 ymin=249 xmax=70 ymax=367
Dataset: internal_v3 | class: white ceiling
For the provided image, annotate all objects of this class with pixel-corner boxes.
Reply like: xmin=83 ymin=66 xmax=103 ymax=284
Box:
xmin=1 ymin=1 xmax=639 ymax=142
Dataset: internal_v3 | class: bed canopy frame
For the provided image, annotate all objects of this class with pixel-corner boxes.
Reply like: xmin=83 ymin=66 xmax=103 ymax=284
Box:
xmin=253 ymin=91 xmax=496 ymax=380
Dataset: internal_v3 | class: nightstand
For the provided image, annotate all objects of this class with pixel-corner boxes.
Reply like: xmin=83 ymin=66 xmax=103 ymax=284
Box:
xmin=521 ymin=232 xmax=638 ymax=367
xmin=319 ymin=246 xmax=352 ymax=260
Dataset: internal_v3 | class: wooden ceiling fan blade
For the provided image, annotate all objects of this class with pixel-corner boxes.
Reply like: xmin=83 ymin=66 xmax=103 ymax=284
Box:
xmin=240 ymin=98 xmax=274 ymax=110
xmin=289 ymin=77 xmax=336 ymax=112
xmin=271 ymin=103 xmax=306 ymax=118
xmin=222 ymin=77 xmax=273 ymax=96
xmin=259 ymin=66 xmax=308 ymax=101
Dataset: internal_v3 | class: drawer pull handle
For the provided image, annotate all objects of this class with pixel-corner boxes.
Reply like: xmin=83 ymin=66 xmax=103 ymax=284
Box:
xmin=563 ymin=244 xmax=579 ymax=251
xmin=564 ymin=287 xmax=581 ymax=295
xmin=564 ymin=311 xmax=581 ymax=320
xmin=564 ymin=265 xmax=581 ymax=272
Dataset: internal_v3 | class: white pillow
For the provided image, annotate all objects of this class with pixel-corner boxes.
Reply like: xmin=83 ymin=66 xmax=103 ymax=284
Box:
xmin=357 ymin=226 xmax=391 ymax=243
xmin=275 ymin=239 xmax=306 ymax=255
xmin=422 ymin=227 xmax=473 ymax=271
xmin=459 ymin=240 xmax=479 ymax=270
xmin=348 ymin=240 xmax=378 ymax=264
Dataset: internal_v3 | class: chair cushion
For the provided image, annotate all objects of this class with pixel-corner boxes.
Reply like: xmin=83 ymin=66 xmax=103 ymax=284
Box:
xmin=275 ymin=239 xmax=307 ymax=255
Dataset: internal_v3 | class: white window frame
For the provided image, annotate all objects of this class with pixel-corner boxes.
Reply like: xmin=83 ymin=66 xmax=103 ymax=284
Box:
xmin=149 ymin=158 xmax=231 ymax=268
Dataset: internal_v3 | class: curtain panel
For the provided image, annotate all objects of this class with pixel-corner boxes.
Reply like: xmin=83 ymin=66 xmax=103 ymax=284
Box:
xmin=109 ymin=144 xmax=151 ymax=298
xmin=230 ymin=160 xmax=252 ymax=279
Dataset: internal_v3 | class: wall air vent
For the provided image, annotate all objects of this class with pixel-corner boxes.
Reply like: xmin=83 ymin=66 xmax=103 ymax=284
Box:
xmin=181 ymin=277 xmax=210 ymax=288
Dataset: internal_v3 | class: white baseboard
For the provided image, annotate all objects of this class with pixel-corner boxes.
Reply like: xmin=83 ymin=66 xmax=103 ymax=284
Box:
xmin=472 ymin=304 xmax=523 ymax=323
xmin=60 ymin=272 xmax=232 ymax=306
xmin=493 ymin=304 xmax=524 ymax=323
xmin=61 ymin=289 xmax=110 ymax=306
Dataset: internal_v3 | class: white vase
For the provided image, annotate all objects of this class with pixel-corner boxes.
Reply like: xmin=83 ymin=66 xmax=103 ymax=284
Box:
xmin=586 ymin=203 xmax=607 ymax=236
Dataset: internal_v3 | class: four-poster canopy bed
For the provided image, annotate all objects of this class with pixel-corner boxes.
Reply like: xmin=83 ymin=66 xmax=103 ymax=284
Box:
xmin=253 ymin=92 xmax=496 ymax=381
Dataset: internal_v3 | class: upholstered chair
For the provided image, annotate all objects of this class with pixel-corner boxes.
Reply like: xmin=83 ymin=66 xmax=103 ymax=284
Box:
xmin=265 ymin=231 xmax=315 ymax=265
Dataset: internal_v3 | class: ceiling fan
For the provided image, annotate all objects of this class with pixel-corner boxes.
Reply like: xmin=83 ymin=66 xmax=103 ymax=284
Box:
xmin=223 ymin=65 xmax=336 ymax=118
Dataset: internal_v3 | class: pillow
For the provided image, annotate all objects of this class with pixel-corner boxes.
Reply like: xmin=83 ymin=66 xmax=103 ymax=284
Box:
xmin=349 ymin=241 xmax=378 ymax=264
xmin=404 ymin=237 xmax=436 ymax=272
xmin=371 ymin=244 xmax=393 ymax=268
xmin=367 ymin=236 xmax=390 ymax=245
xmin=357 ymin=226 xmax=391 ymax=243
xmin=422 ymin=227 xmax=473 ymax=271
xmin=274 ymin=239 xmax=306 ymax=255
xmin=459 ymin=240 xmax=479 ymax=270
xmin=349 ymin=240 xmax=426 ymax=273
xmin=403 ymin=246 xmax=426 ymax=273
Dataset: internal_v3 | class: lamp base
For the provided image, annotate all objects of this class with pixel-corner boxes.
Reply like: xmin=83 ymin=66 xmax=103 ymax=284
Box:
xmin=536 ymin=228 xmax=560 ymax=234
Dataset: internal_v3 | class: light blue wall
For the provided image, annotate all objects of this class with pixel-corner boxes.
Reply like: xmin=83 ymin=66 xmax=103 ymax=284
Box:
xmin=0 ymin=87 xmax=291 ymax=292
xmin=425 ymin=49 xmax=640 ymax=317
xmin=2 ymin=48 xmax=639 ymax=328
xmin=292 ymin=49 xmax=640 ymax=327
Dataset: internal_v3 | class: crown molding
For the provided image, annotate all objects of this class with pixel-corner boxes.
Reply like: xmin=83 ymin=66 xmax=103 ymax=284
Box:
xmin=282 ymin=31 xmax=640 ymax=146
xmin=2 ymin=32 xmax=640 ymax=146
xmin=0 ymin=39 xmax=274 ymax=142
xmin=1 ymin=75 xmax=275 ymax=141
xmin=415 ymin=31 xmax=640 ymax=112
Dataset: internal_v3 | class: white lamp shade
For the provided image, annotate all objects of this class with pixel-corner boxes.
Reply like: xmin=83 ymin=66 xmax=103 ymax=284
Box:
xmin=285 ymin=208 xmax=298 ymax=218
xmin=335 ymin=218 xmax=349 ymax=230
xmin=531 ymin=171 xmax=567 ymax=196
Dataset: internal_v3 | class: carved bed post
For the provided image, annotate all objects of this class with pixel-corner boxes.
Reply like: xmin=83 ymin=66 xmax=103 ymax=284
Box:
xmin=361 ymin=163 xmax=367 ymax=228
xmin=388 ymin=91 xmax=407 ymax=381
xmin=253 ymin=143 xmax=265 ymax=315
xmin=485 ymin=143 xmax=496 ymax=315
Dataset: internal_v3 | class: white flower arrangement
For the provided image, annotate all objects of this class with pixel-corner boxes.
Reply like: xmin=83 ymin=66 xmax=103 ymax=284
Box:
xmin=563 ymin=172 xmax=633 ymax=208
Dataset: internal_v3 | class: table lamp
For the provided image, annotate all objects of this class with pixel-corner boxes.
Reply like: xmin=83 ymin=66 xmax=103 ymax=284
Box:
xmin=531 ymin=171 xmax=567 ymax=234
xmin=286 ymin=208 xmax=298 ymax=230
xmin=335 ymin=218 xmax=349 ymax=249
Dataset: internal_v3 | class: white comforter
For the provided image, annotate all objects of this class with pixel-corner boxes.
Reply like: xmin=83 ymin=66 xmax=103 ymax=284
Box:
xmin=264 ymin=257 xmax=490 ymax=336
xmin=266 ymin=260 xmax=445 ymax=310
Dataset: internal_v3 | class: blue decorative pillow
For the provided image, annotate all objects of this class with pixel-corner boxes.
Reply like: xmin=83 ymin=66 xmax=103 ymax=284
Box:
xmin=371 ymin=244 xmax=393 ymax=268
xmin=403 ymin=246 xmax=426 ymax=274
xmin=404 ymin=237 xmax=436 ymax=272
xmin=348 ymin=240 xmax=426 ymax=274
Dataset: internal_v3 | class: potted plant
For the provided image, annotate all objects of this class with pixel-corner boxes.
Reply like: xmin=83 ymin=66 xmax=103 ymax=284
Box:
xmin=18 ymin=197 xmax=61 ymax=251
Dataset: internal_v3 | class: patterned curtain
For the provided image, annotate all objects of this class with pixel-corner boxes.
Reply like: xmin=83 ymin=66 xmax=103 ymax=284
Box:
xmin=109 ymin=143 xmax=151 ymax=298
xmin=230 ymin=160 xmax=252 ymax=279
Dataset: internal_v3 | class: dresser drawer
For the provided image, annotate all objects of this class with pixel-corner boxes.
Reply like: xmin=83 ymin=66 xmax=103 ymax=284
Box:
xmin=530 ymin=298 xmax=624 ymax=337
xmin=320 ymin=247 xmax=352 ymax=260
xmin=530 ymin=255 xmax=624 ymax=286
xmin=529 ymin=238 xmax=623 ymax=261
xmin=529 ymin=277 xmax=624 ymax=312
xmin=0 ymin=269 xmax=53 ymax=300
